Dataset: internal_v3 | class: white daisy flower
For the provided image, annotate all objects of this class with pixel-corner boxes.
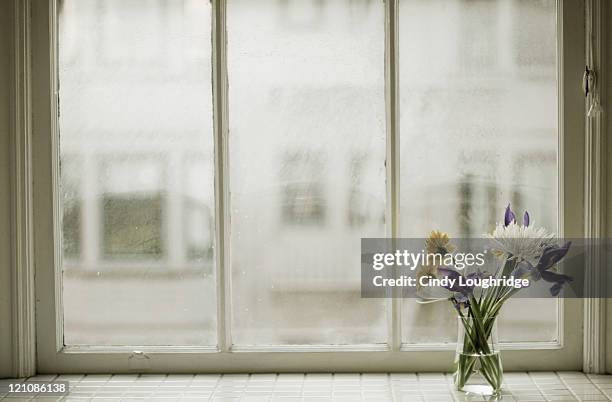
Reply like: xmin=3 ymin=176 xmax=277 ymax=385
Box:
xmin=487 ymin=205 xmax=555 ymax=265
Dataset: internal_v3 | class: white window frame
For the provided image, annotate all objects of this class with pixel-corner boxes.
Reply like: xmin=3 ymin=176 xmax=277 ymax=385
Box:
xmin=9 ymin=0 xmax=604 ymax=374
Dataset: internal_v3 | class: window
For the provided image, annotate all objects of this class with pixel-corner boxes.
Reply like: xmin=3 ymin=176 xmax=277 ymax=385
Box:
xmin=57 ymin=0 xmax=217 ymax=346
xmin=228 ymin=0 xmax=387 ymax=346
xmin=398 ymin=0 xmax=560 ymax=346
xmin=32 ymin=0 xmax=586 ymax=372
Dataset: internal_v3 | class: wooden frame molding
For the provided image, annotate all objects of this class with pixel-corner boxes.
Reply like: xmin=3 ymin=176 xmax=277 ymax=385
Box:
xmin=384 ymin=0 xmax=402 ymax=353
xmin=212 ymin=0 xmax=232 ymax=354
xmin=10 ymin=0 xmax=36 ymax=378
xmin=583 ymin=0 xmax=607 ymax=375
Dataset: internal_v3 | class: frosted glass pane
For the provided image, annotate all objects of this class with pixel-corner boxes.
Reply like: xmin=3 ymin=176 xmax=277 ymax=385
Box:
xmin=399 ymin=0 xmax=559 ymax=344
xmin=228 ymin=0 xmax=387 ymax=345
xmin=58 ymin=0 xmax=216 ymax=346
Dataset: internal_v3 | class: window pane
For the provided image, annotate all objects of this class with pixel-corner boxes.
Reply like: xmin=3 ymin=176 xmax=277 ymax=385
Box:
xmin=399 ymin=0 xmax=559 ymax=344
xmin=58 ymin=0 xmax=216 ymax=346
xmin=228 ymin=0 xmax=387 ymax=345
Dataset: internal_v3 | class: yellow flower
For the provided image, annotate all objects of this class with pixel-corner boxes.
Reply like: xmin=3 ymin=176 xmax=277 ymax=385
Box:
xmin=416 ymin=264 xmax=437 ymax=290
xmin=425 ymin=230 xmax=456 ymax=255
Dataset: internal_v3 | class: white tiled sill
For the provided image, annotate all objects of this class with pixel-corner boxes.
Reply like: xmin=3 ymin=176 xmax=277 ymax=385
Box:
xmin=1 ymin=372 xmax=611 ymax=401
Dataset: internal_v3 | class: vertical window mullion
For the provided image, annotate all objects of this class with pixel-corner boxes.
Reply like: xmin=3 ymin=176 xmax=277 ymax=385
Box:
xmin=212 ymin=0 xmax=231 ymax=352
xmin=385 ymin=0 xmax=401 ymax=351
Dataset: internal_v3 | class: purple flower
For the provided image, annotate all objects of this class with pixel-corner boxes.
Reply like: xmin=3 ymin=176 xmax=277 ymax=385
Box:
xmin=504 ymin=204 xmax=530 ymax=227
xmin=534 ymin=242 xmax=571 ymax=274
xmin=452 ymin=293 xmax=470 ymax=310
xmin=549 ymin=283 xmax=562 ymax=296
xmin=504 ymin=204 xmax=516 ymax=227
xmin=540 ymin=269 xmax=572 ymax=283
xmin=530 ymin=242 xmax=573 ymax=295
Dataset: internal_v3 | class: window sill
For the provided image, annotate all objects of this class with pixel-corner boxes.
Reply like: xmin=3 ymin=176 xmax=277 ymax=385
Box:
xmin=2 ymin=372 xmax=611 ymax=401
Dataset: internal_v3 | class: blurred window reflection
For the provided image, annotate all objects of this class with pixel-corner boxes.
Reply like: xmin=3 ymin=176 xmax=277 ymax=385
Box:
xmin=184 ymin=156 xmax=215 ymax=266
xmin=58 ymin=0 xmax=560 ymax=348
xmin=399 ymin=0 xmax=558 ymax=344
xmin=228 ymin=0 xmax=387 ymax=345
xmin=281 ymin=152 xmax=327 ymax=226
xmin=59 ymin=0 xmax=216 ymax=346
xmin=101 ymin=157 xmax=165 ymax=259
xmin=61 ymin=156 xmax=82 ymax=259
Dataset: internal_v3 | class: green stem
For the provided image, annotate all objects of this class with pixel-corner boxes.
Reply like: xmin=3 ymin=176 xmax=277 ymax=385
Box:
xmin=453 ymin=296 xmax=503 ymax=394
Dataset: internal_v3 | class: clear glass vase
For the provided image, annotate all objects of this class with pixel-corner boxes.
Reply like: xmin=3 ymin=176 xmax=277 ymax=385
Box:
xmin=454 ymin=317 xmax=503 ymax=398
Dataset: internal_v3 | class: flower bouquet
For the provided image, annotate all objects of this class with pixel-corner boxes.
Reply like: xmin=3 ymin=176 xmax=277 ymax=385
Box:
xmin=416 ymin=205 xmax=572 ymax=397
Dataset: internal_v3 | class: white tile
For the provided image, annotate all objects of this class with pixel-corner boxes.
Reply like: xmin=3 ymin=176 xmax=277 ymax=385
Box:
xmin=89 ymin=398 xmax=122 ymax=401
xmin=302 ymin=391 xmax=331 ymax=397
xmin=417 ymin=373 xmax=447 ymax=381
xmin=212 ymin=391 xmax=244 ymax=397
xmin=247 ymin=386 xmax=275 ymax=392
xmin=108 ymin=376 xmax=137 ymax=383
xmin=57 ymin=375 xmax=85 ymax=382
xmin=575 ymin=395 xmax=609 ymax=401
xmin=210 ymin=398 xmax=240 ymax=402
xmin=220 ymin=374 xmax=249 ymax=381
xmin=275 ymin=375 xmax=303 ymax=383
xmin=588 ymin=375 xmax=612 ymax=384
xmin=163 ymin=375 xmax=194 ymax=383
xmin=25 ymin=375 xmax=58 ymax=382
xmin=81 ymin=375 xmax=111 ymax=383
xmin=0 ymin=379 xmax=26 ymax=386
xmin=333 ymin=374 xmax=360 ymax=380
xmin=192 ymin=374 xmax=220 ymax=382
xmin=304 ymin=374 xmax=332 ymax=381
xmin=151 ymin=391 xmax=184 ymax=397
xmin=390 ymin=373 xmax=417 ymax=381
xmin=91 ymin=391 xmax=125 ymax=397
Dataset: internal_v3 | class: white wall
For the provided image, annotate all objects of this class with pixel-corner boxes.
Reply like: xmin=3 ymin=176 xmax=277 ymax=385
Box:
xmin=0 ymin=0 xmax=14 ymax=379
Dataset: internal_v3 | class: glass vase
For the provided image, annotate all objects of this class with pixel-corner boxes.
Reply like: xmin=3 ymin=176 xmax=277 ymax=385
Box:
xmin=454 ymin=317 xmax=503 ymax=398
